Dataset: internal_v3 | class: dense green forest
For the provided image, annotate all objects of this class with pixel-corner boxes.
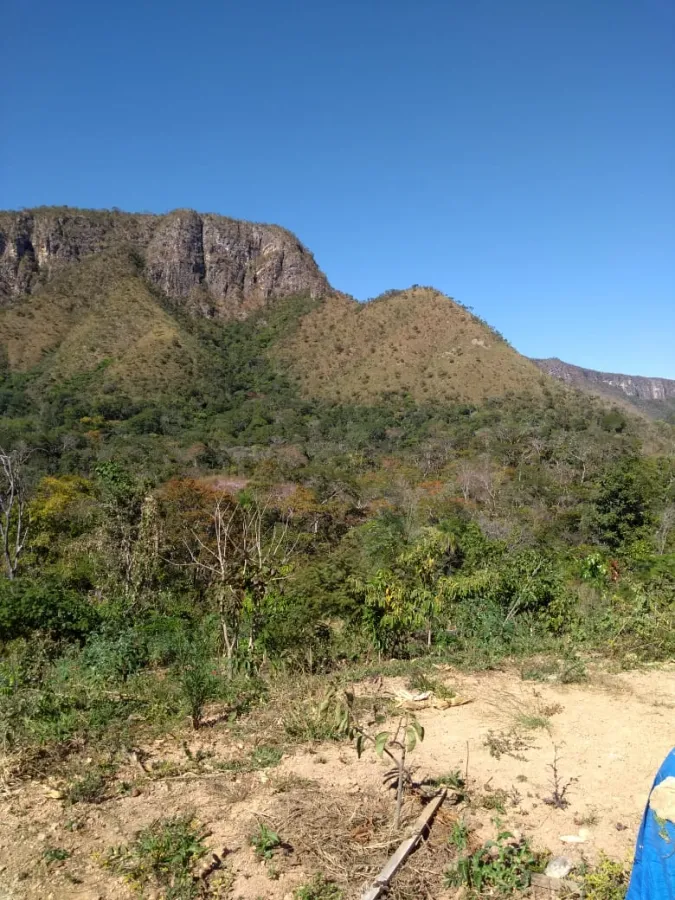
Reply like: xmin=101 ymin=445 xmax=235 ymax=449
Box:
xmin=0 ymin=293 xmax=673 ymax=767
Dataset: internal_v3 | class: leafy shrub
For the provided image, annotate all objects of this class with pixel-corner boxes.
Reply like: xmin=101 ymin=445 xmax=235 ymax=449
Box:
xmin=582 ymin=855 xmax=629 ymax=900
xmin=446 ymin=830 xmax=544 ymax=895
xmin=104 ymin=814 xmax=207 ymax=898
xmin=250 ymin=821 xmax=281 ymax=860
xmin=294 ymin=873 xmax=343 ymax=899
xmin=0 ymin=577 xmax=100 ymax=642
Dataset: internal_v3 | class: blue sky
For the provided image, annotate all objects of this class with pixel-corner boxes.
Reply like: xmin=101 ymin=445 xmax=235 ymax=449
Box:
xmin=1 ymin=0 xmax=673 ymax=377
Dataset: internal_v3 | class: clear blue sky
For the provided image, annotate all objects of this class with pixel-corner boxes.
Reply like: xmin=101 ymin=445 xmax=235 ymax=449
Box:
xmin=1 ymin=0 xmax=674 ymax=377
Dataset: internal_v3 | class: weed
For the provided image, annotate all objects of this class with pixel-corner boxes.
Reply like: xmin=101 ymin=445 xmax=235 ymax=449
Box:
xmin=174 ymin=641 xmax=219 ymax=730
xmin=516 ymin=713 xmax=551 ymax=731
xmin=66 ymin=768 xmax=111 ymax=804
xmin=582 ymin=855 xmax=629 ymax=900
xmin=250 ymin=745 xmax=283 ymax=769
xmin=272 ymin=774 xmax=318 ymax=793
xmin=543 ymin=745 xmax=576 ymax=809
xmin=448 ymin=820 xmax=470 ymax=853
xmin=446 ymin=830 xmax=543 ymax=895
xmin=559 ymin=654 xmax=587 ymax=684
xmin=283 ymin=688 xmax=352 ymax=743
xmin=406 ymin=672 xmax=456 ymax=700
xmin=104 ymin=813 xmax=207 ymax=899
xmin=521 ymin=655 xmax=587 ymax=684
xmin=521 ymin=661 xmax=558 ymax=682
xmin=575 ymin=809 xmax=600 ymax=827
xmin=250 ymin=822 xmax=282 ymax=860
xmin=516 ymin=701 xmax=562 ymax=732
xmin=484 ymin=728 xmax=532 ymax=760
xmin=42 ymin=846 xmax=71 ymax=864
xmin=294 ymin=873 xmax=344 ymax=899
xmin=480 ymin=788 xmax=509 ymax=814
xmin=215 ymin=744 xmax=283 ymax=774
xmin=427 ymin=769 xmax=467 ymax=796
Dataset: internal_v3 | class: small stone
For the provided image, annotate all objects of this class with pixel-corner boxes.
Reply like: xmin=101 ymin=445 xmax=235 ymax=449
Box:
xmin=130 ymin=787 xmax=141 ymax=797
xmin=545 ymin=856 xmax=574 ymax=879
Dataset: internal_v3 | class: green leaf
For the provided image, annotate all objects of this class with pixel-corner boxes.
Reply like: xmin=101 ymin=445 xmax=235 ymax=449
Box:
xmin=405 ymin=726 xmax=417 ymax=752
xmin=355 ymin=734 xmax=365 ymax=758
xmin=374 ymin=731 xmax=389 ymax=758
xmin=410 ymin=719 xmax=425 ymax=743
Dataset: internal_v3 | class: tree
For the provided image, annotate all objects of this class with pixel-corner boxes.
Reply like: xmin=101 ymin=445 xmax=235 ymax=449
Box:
xmin=655 ymin=505 xmax=675 ymax=555
xmin=0 ymin=447 xmax=31 ymax=579
xmin=181 ymin=495 xmax=297 ymax=671
xmin=592 ymin=459 xmax=657 ymax=551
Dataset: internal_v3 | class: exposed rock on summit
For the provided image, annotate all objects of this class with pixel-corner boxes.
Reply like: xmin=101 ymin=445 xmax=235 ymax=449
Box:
xmin=0 ymin=207 xmax=330 ymax=317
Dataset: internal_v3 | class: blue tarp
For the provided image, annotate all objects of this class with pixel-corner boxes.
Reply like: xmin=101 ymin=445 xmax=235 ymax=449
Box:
xmin=626 ymin=748 xmax=675 ymax=900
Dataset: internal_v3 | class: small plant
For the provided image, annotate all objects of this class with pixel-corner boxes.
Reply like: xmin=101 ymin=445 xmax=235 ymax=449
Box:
xmin=250 ymin=821 xmax=282 ymax=861
xmin=174 ymin=641 xmax=218 ymax=730
xmin=448 ymin=820 xmax=470 ymax=853
xmin=446 ymin=830 xmax=542 ymax=895
xmin=43 ymin=846 xmax=71 ymax=864
xmin=353 ymin=714 xmax=424 ymax=829
xmin=427 ymin=769 xmax=467 ymax=797
xmin=250 ymin=745 xmax=283 ymax=769
xmin=559 ymin=654 xmax=587 ymax=684
xmin=66 ymin=769 xmax=110 ymax=805
xmin=284 ymin=688 xmax=353 ymax=743
xmin=516 ymin=712 xmax=552 ymax=732
xmin=543 ymin=745 xmax=576 ymax=809
xmin=484 ymin=728 xmax=532 ymax=761
xmin=480 ymin=788 xmax=509 ymax=813
xmin=575 ymin=808 xmax=600 ymax=827
xmin=104 ymin=814 xmax=207 ymax=899
xmin=582 ymin=855 xmax=629 ymax=900
xmin=406 ymin=672 xmax=456 ymax=700
xmin=294 ymin=873 xmax=344 ymax=899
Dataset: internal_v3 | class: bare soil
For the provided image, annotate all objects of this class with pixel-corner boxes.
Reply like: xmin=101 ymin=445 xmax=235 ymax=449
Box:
xmin=0 ymin=663 xmax=673 ymax=899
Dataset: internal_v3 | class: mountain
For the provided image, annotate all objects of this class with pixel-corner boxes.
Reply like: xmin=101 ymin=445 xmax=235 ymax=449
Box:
xmin=273 ymin=287 xmax=546 ymax=404
xmin=0 ymin=206 xmax=671 ymax=422
xmin=0 ymin=207 xmax=331 ymax=404
xmin=533 ymin=358 xmax=675 ymax=422
xmin=0 ymin=207 xmax=329 ymax=316
xmin=0 ymin=208 xmax=550 ymax=411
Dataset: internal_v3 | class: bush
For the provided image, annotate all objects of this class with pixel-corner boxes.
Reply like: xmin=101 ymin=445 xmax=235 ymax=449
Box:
xmin=0 ymin=577 xmax=100 ymax=642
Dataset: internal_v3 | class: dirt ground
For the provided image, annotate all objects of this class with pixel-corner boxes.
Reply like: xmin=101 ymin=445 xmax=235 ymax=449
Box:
xmin=0 ymin=663 xmax=673 ymax=899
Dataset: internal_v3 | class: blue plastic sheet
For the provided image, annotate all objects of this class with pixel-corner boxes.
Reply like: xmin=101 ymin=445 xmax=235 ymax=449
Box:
xmin=626 ymin=748 xmax=675 ymax=900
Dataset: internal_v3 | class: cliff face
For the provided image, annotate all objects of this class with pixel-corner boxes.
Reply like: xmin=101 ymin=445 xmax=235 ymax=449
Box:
xmin=533 ymin=358 xmax=675 ymax=403
xmin=0 ymin=207 xmax=330 ymax=316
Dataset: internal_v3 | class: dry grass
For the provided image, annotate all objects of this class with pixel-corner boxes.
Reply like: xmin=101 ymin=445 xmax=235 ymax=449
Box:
xmin=0 ymin=250 xmax=206 ymax=399
xmin=272 ymin=286 xmax=546 ymax=404
xmin=265 ymin=785 xmax=459 ymax=899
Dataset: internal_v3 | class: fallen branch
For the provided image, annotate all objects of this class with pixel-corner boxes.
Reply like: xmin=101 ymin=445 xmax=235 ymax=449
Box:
xmin=359 ymin=789 xmax=447 ymax=900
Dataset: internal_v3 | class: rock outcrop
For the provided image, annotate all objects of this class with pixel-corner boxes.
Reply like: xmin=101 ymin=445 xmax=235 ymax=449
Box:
xmin=0 ymin=207 xmax=330 ymax=317
xmin=533 ymin=357 xmax=675 ymax=403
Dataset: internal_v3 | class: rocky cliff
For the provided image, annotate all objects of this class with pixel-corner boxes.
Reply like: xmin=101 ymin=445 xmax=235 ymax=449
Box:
xmin=533 ymin=358 xmax=675 ymax=403
xmin=0 ymin=207 xmax=330 ymax=316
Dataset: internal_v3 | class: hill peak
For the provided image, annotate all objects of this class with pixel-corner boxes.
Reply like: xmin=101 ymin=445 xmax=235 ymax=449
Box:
xmin=272 ymin=285 xmax=544 ymax=404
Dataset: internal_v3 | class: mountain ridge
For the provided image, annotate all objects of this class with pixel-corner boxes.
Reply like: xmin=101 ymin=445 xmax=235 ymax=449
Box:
xmin=533 ymin=357 xmax=675 ymax=421
xmin=0 ymin=206 xmax=672 ymax=422
xmin=0 ymin=206 xmax=330 ymax=317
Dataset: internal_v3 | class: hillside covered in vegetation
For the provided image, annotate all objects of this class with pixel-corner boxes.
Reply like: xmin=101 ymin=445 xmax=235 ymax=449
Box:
xmin=0 ymin=207 xmax=673 ymax=821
